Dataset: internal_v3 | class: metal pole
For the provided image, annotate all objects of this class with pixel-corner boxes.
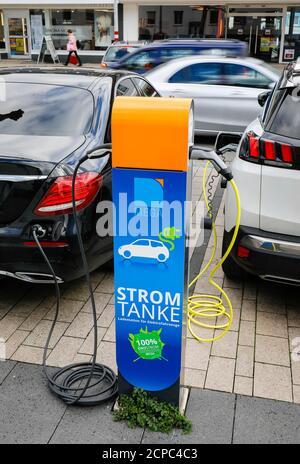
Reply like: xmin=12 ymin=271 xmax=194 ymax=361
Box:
xmin=114 ymin=0 xmax=119 ymax=41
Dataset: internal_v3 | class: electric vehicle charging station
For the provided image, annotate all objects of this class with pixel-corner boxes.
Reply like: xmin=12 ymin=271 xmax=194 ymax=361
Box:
xmin=112 ymin=97 xmax=193 ymax=405
xmin=20 ymin=88 xmax=241 ymax=416
xmin=36 ymin=94 xmax=240 ymax=409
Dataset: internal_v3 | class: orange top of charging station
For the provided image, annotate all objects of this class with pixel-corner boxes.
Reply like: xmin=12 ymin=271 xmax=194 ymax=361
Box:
xmin=112 ymin=96 xmax=193 ymax=172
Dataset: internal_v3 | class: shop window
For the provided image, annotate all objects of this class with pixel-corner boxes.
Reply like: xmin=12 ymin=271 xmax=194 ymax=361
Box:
xmin=48 ymin=9 xmax=114 ymax=51
xmin=209 ymin=10 xmax=218 ymax=25
xmin=30 ymin=10 xmax=45 ymax=50
xmin=63 ymin=11 xmax=72 ymax=22
xmin=139 ymin=6 xmax=204 ymax=40
xmin=284 ymin=7 xmax=300 ymax=61
xmin=147 ymin=11 xmax=156 ymax=26
xmin=174 ymin=11 xmax=183 ymax=26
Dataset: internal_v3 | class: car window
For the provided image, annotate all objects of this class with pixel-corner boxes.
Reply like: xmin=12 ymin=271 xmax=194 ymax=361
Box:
xmin=223 ymin=63 xmax=272 ymax=89
xmin=0 ymin=83 xmax=94 ymax=136
xmin=199 ymin=47 xmax=242 ymax=57
xmin=121 ymin=50 xmax=159 ymax=71
xmin=133 ymin=78 xmax=159 ymax=97
xmin=151 ymin=241 xmax=163 ymax=247
xmin=104 ymin=46 xmax=137 ymax=63
xmin=268 ymin=88 xmax=300 ymax=139
xmin=160 ymin=48 xmax=194 ymax=61
xmin=133 ymin=240 xmax=149 ymax=246
xmin=116 ymin=78 xmax=139 ymax=96
xmin=260 ymin=89 xmax=273 ymax=123
xmin=169 ymin=63 xmax=223 ymax=85
xmin=263 ymin=87 xmax=285 ymax=126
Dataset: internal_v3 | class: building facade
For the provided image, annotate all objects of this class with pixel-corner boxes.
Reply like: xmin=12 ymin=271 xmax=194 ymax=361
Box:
xmin=0 ymin=1 xmax=300 ymax=63
xmin=0 ymin=1 xmax=121 ymax=62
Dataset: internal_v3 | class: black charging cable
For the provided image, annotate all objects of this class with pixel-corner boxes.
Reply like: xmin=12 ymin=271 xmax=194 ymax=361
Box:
xmin=33 ymin=154 xmax=118 ymax=406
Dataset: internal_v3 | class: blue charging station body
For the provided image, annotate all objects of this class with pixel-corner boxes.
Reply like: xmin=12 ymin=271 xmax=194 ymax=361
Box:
xmin=111 ymin=96 xmax=193 ymax=404
xmin=113 ymin=168 xmax=189 ymax=400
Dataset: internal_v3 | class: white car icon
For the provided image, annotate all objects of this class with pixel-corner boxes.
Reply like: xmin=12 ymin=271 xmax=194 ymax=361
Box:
xmin=118 ymin=239 xmax=170 ymax=262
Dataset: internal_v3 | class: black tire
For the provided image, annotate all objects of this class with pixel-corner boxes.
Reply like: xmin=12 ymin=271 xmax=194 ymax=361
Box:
xmin=221 ymin=232 xmax=246 ymax=280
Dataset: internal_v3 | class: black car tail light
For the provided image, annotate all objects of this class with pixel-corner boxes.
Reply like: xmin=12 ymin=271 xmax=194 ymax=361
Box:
xmin=34 ymin=172 xmax=103 ymax=217
xmin=239 ymin=132 xmax=294 ymax=168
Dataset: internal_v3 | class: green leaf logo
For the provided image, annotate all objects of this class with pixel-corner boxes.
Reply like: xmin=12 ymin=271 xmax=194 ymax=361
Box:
xmin=129 ymin=327 xmax=166 ymax=361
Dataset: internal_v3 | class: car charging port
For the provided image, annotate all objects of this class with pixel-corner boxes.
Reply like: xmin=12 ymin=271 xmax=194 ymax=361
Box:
xmin=31 ymin=224 xmax=47 ymax=239
xmin=28 ymin=222 xmax=65 ymax=241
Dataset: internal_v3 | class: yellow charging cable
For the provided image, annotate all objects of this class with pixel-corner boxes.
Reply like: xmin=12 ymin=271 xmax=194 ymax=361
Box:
xmin=188 ymin=161 xmax=241 ymax=343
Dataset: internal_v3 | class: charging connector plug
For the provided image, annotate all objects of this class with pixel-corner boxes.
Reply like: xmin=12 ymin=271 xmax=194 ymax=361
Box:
xmin=190 ymin=147 xmax=233 ymax=181
xmin=31 ymin=224 xmax=47 ymax=239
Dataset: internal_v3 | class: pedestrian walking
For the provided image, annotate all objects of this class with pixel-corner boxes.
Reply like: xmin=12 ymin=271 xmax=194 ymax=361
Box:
xmin=64 ymin=29 xmax=82 ymax=66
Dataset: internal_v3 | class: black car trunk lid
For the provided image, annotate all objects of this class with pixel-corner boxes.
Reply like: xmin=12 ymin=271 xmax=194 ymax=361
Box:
xmin=0 ymin=160 xmax=50 ymax=226
xmin=0 ymin=134 xmax=86 ymax=226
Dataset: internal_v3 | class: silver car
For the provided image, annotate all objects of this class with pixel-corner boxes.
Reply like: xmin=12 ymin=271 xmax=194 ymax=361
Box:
xmin=146 ymin=56 xmax=281 ymax=135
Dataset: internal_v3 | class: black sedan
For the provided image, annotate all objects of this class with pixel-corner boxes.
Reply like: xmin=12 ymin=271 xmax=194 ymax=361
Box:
xmin=0 ymin=67 xmax=159 ymax=283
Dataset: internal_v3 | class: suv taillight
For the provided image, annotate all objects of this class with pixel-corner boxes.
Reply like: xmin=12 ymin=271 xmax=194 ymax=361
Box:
xmin=240 ymin=132 xmax=294 ymax=167
xmin=34 ymin=172 xmax=103 ymax=217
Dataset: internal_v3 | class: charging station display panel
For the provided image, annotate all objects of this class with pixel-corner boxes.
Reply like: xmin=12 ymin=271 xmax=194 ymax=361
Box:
xmin=113 ymin=168 xmax=187 ymax=392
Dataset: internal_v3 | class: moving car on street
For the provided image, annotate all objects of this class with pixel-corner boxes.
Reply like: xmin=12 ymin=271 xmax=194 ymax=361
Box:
xmin=0 ymin=67 xmax=159 ymax=283
xmin=222 ymin=60 xmax=300 ymax=285
xmin=108 ymin=39 xmax=247 ymax=74
xmin=100 ymin=41 xmax=147 ymax=68
xmin=147 ymin=56 xmax=280 ymax=134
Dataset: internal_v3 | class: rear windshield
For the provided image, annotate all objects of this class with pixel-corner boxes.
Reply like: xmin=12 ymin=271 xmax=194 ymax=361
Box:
xmin=104 ymin=46 xmax=138 ymax=62
xmin=269 ymin=88 xmax=300 ymax=139
xmin=0 ymin=83 xmax=94 ymax=136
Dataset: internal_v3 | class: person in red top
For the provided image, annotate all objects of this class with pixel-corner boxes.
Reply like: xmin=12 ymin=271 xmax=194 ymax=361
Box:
xmin=64 ymin=29 xmax=82 ymax=66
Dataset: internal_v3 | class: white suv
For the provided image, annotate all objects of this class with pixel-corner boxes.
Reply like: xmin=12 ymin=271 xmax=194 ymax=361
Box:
xmin=222 ymin=61 xmax=300 ymax=285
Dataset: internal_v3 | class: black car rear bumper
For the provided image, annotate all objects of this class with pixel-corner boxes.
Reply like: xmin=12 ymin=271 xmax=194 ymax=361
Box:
xmin=0 ymin=233 xmax=113 ymax=283
xmin=225 ymin=226 xmax=300 ymax=284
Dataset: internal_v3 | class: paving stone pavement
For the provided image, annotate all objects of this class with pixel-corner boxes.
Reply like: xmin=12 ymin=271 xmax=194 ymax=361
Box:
xmin=0 ymin=361 xmax=300 ymax=444
xmin=1 ymin=159 xmax=300 ymax=406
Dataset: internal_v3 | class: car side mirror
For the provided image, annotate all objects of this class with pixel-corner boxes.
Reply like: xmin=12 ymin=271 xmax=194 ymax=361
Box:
xmin=258 ymin=90 xmax=271 ymax=107
xmin=215 ymin=132 xmax=242 ymax=154
xmin=87 ymin=143 xmax=112 ymax=159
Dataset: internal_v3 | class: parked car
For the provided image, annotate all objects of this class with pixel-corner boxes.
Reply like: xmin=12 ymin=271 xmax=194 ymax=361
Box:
xmin=100 ymin=41 xmax=147 ymax=68
xmin=222 ymin=59 xmax=300 ymax=285
xmin=0 ymin=67 xmax=159 ymax=283
xmin=147 ymin=56 xmax=281 ymax=134
xmin=108 ymin=39 xmax=248 ymax=74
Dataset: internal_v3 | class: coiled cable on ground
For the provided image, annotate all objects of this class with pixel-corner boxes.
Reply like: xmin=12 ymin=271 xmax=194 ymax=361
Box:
xmin=33 ymin=155 xmax=118 ymax=406
xmin=188 ymin=160 xmax=241 ymax=343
